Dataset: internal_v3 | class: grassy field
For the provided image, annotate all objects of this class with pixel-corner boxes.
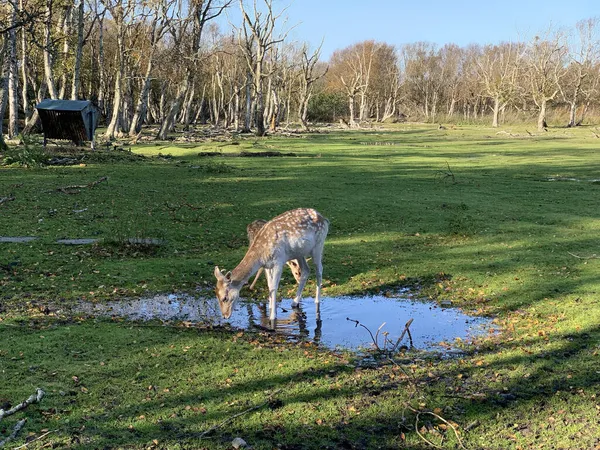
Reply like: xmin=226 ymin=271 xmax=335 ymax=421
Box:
xmin=1 ymin=124 xmax=599 ymax=449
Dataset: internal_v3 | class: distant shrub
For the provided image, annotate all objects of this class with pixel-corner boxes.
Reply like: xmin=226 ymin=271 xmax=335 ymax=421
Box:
xmin=2 ymin=135 xmax=48 ymax=167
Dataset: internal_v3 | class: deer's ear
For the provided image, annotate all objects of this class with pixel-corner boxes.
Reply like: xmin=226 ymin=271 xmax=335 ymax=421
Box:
xmin=214 ymin=266 xmax=225 ymax=280
xmin=225 ymin=271 xmax=232 ymax=281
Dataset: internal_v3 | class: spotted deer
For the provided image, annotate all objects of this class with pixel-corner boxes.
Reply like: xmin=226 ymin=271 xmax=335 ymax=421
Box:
xmin=214 ymin=208 xmax=329 ymax=321
xmin=246 ymin=219 xmax=303 ymax=290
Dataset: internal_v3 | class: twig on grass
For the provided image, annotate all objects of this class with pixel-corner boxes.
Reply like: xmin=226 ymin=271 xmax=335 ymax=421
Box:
xmin=52 ymin=176 xmax=108 ymax=194
xmin=385 ymin=357 xmax=467 ymax=449
xmin=197 ymin=389 xmax=282 ymax=439
xmin=0 ymin=419 xmax=26 ymax=447
xmin=0 ymin=196 xmax=15 ymax=206
xmin=0 ymin=389 xmax=45 ymax=421
xmin=0 ymin=388 xmax=46 ymax=448
xmin=13 ymin=429 xmax=57 ymax=449
xmin=435 ymin=162 xmax=456 ymax=184
xmin=411 ymin=407 xmax=467 ymax=450
xmin=567 ymin=251 xmax=598 ymax=260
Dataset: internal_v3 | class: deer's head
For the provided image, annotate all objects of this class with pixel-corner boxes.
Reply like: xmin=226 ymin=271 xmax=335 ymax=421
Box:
xmin=214 ymin=266 xmax=239 ymax=319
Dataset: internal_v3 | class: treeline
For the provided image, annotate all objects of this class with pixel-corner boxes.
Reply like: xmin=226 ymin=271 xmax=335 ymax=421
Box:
xmin=1 ymin=0 xmax=599 ymax=145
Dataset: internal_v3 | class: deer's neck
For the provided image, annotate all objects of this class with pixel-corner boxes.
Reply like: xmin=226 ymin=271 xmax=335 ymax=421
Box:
xmin=230 ymin=247 xmax=264 ymax=287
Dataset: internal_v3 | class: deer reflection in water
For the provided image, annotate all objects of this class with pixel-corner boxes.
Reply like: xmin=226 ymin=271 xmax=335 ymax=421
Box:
xmin=245 ymin=301 xmax=323 ymax=344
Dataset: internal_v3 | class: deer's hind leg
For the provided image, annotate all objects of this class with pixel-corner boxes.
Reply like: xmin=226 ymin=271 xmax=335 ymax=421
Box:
xmin=311 ymin=245 xmax=324 ymax=304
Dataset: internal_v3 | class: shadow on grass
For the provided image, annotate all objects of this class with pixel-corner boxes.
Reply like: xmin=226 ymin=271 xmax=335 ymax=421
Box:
xmin=4 ymin=316 xmax=596 ymax=449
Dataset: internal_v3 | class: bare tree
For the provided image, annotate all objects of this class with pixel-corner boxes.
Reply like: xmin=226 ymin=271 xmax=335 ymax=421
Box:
xmin=6 ymin=0 xmax=19 ymax=138
xmin=103 ymin=0 xmax=137 ymax=139
xmin=297 ymin=41 xmax=326 ymax=130
xmin=525 ymin=30 xmax=568 ymax=130
xmin=156 ymin=0 xmax=231 ymax=140
xmin=561 ymin=18 xmax=600 ymax=127
xmin=238 ymin=0 xmax=289 ymax=136
xmin=477 ymin=42 xmax=524 ymax=127
xmin=0 ymin=36 xmax=9 ymax=147
xmin=128 ymin=0 xmax=174 ymax=136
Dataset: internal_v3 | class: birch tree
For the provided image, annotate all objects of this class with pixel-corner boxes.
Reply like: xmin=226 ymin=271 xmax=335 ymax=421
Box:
xmin=238 ymin=0 xmax=288 ymax=136
xmin=297 ymin=41 xmax=326 ymax=130
xmin=477 ymin=42 xmax=523 ymax=127
xmin=128 ymin=0 xmax=174 ymax=136
xmin=525 ymin=31 xmax=568 ymax=130
xmin=156 ymin=0 xmax=231 ymax=140
xmin=6 ymin=0 xmax=19 ymax=138
xmin=561 ymin=18 xmax=600 ymax=127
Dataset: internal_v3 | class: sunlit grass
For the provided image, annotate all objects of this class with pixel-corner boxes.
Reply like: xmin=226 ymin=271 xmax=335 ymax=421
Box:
xmin=1 ymin=123 xmax=600 ymax=448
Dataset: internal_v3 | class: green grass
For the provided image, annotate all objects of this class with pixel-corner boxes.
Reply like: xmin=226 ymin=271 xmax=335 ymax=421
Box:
xmin=1 ymin=123 xmax=600 ymax=449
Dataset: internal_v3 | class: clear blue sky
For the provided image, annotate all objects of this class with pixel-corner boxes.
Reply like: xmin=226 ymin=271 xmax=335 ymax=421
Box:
xmin=224 ymin=0 xmax=599 ymax=60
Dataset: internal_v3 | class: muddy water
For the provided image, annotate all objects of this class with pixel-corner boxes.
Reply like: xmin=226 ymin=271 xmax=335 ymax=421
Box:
xmin=75 ymin=293 xmax=493 ymax=352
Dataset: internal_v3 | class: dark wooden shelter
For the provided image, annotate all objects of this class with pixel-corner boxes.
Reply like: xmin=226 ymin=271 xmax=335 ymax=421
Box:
xmin=36 ymin=99 xmax=98 ymax=148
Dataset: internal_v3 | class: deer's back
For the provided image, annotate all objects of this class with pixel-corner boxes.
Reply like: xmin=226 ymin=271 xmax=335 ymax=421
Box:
xmin=252 ymin=208 xmax=328 ymax=262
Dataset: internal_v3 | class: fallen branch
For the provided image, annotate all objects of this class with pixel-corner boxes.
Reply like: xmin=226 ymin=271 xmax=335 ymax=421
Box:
xmin=391 ymin=318 xmax=414 ymax=351
xmin=53 ymin=176 xmax=108 ymax=194
xmin=568 ymin=251 xmax=598 ymax=260
xmin=0 ymin=389 xmax=45 ymax=448
xmin=0 ymin=419 xmax=26 ymax=447
xmin=198 ymin=389 xmax=282 ymax=439
xmin=411 ymin=407 xmax=467 ymax=450
xmin=0 ymin=389 xmax=45 ymax=421
xmin=13 ymin=429 xmax=57 ymax=449
xmin=346 ymin=317 xmax=378 ymax=348
xmin=0 ymin=197 xmax=15 ymax=206
xmin=347 ymin=317 xmax=414 ymax=353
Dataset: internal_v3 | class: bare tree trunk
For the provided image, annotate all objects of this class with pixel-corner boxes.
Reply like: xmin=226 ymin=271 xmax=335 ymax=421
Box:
xmin=44 ymin=1 xmax=58 ymax=100
xmin=129 ymin=52 xmax=155 ymax=135
xmin=578 ymin=101 xmax=590 ymax=125
xmin=157 ymin=74 xmax=190 ymax=139
xmin=242 ymin=72 xmax=252 ymax=132
xmin=22 ymin=83 xmax=47 ymax=134
xmin=71 ymin=0 xmax=85 ymax=99
xmin=182 ymin=83 xmax=195 ymax=129
xmin=7 ymin=2 xmax=19 ymax=138
xmin=567 ymin=102 xmax=577 ymax=128
xmin=254 ymin=59 xmax=266 ymax=136
xmin=537 ymin=99 xmax=548 ymax=131
xmin=492 ymin=96 xmax=500 ymax=128
xmin=269 ymin=88 xmax=279 ymax=132
xmin=348 ymin=95 xmax=356 ymax=126
xmin=19 ymin=0 xmax=29 ymax=126
xmin=448 ymin=97 xmax=456 ymax=117
xmin=105 ymin=5 xmax=126 ymax=139
xmin=58 ymin=5 xmax=73 ymax=100
xmin=0 ymin=38 xmax=9 ymax=144
xmin=97 ymin=13 xmax=106 ymax=114
xmin=233 ymin=85 xmax=240 ymax=131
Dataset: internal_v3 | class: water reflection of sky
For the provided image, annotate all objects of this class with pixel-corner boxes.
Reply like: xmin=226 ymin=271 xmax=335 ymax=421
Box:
xmin=75 ymin=294 xmax=493 ymax=352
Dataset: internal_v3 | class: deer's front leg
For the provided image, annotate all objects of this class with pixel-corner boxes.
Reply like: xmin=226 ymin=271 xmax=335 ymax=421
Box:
xmin=292 ymin=258 xmax=311 ymax=308
xmin=265 ymin=265 xmax=283 ymax=322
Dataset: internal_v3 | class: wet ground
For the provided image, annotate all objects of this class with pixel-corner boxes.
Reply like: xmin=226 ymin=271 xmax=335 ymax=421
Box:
xmin=74 ymin=293 xmax=494 ymax=352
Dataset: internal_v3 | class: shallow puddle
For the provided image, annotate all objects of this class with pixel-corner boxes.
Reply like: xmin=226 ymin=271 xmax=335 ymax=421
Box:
xmin=74 ymin=293 xmax=493 ymax=352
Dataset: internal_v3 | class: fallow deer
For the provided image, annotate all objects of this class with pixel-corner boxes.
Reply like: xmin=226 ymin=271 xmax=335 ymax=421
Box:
xmin=246 ymin=219 xmax=303 ymax=290
xmin=214 ymin=208 xmax=329 ymax=321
